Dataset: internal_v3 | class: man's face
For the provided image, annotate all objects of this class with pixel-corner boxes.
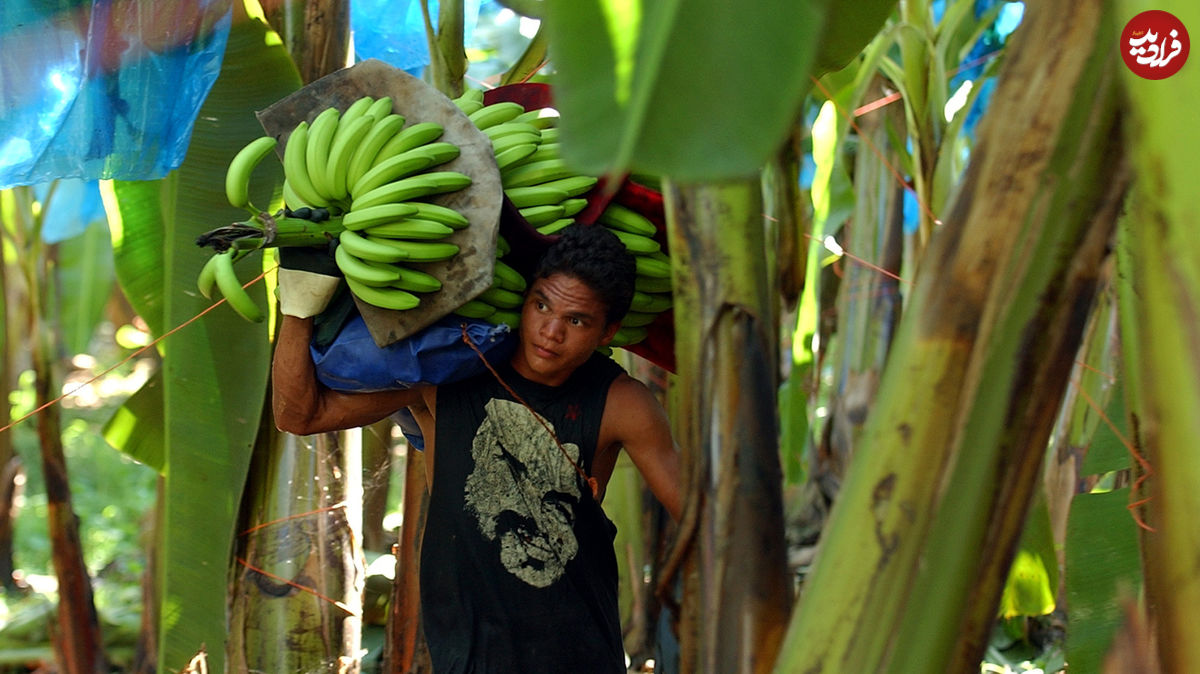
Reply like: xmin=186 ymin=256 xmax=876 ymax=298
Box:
xmin=511 ymin=273 xmax=618 ymax=387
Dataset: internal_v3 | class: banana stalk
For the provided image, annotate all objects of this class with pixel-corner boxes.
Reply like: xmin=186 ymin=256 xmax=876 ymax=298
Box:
xmin=663 ymin=178 xmax=791 ymax=674
xmin=1112 ymin=0 xmax=1200 ymax=665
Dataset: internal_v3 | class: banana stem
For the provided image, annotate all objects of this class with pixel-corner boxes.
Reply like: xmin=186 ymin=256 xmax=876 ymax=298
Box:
xmin=196 ymin=214 xmax=345 ymax=252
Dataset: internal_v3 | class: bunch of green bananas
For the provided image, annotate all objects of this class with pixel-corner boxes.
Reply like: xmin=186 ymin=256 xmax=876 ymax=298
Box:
xmin=452 ymin=234 xmax=529 ymax=329
xmin=206 ymin=94 xmax=477 ymax=319
xmin=596 ymin=202 xmax=672 ymax=347
xmin=454 ymin=90 xmax=597 ymax=236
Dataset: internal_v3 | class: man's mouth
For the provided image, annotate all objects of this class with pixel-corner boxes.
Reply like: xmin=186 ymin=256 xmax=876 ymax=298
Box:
xmin=533 ymin=344 xmax=557 ymax=359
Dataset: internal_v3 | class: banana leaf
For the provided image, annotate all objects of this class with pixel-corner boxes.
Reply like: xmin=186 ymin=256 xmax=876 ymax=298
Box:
xmin=101 ymin=7 xmax=301 ymax=672
xmin=56 ymin=219 xmax=115 ymax=356
xmin=541 ymin=0 xmax=825 ymax=180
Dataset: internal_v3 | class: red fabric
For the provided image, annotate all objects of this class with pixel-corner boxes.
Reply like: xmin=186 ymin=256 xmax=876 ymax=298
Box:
xmin=484 ymin=84 xmax=676 ymax=373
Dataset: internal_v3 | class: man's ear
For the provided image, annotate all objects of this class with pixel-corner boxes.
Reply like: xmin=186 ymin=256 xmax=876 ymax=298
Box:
xmin=599 ymin=321 xmax=620 ymax=346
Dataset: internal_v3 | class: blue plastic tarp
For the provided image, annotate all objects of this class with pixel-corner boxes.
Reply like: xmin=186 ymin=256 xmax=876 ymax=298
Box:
xmin=0 ymin=0 xmax=233 ymax=189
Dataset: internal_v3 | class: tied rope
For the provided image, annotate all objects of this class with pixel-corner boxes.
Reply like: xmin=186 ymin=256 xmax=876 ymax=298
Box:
xmin=459 ymin=323 xmax=601 ymax=501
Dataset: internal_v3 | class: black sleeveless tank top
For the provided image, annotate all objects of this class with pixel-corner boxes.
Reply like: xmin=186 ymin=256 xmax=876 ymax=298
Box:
xmin=421 ymin=352 xmax=627 ymax=673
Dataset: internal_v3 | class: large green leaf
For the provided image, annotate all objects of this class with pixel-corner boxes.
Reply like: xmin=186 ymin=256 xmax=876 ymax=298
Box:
xmin=55 ymin=219 xmax=115 ymax=356
xmin=543 ymin=0 xmax=826 ymax=180
xmin=102 ymin=9 xmax=300 ymax=672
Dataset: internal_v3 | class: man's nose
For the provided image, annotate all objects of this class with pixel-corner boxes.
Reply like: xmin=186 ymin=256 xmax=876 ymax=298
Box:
xmin=540 ymin=316 xmax=565 ymax=342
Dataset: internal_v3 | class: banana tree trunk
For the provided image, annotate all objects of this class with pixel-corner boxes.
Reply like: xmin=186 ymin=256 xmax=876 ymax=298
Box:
xmin=230 ymin=427 xmax=362 ymax=672
xmin=11 ymin=186 xmax=108 ymax=673
xmin=0 ymin=232 xmax=18 ymax=593
xmin=663 ymin=178 xmax=791 ymax=674
xmin=233 ymin=1 xmax=363 ymax=670
xmin=824 ymin=77 xmax=904 ymax=481
xmin=1113 ymin=0 xmax=1200 ymax=667
xmin=775 ymin=0 xmax=1127 ymax=670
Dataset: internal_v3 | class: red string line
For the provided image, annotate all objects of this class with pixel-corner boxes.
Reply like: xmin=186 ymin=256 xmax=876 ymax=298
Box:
xmin=0 ymin=266 xmax=274 ymax=437
xmin=235 ymin=556 xmax=358 ymax=616
xmin=240 ymin=502 xmax=348 ymax=536
xmin=1075 ymin=380 xmax=1155 ymax=532
xmin=809 ymin=74 xmax=943 ymax=229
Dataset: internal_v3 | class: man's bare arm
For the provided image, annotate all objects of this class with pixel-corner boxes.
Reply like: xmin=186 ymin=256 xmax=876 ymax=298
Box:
xmin=273 ymin=315 xmax=426 ymax=435
xmin=605 ymin=375 xmax=682 ymax=520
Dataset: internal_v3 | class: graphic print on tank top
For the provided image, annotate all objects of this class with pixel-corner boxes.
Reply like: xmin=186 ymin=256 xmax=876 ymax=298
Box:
xmin=463 ymin=398 xmax=583 ymax=588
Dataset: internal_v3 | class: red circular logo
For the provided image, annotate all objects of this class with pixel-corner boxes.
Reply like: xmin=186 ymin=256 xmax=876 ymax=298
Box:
xmin=1122 ymin=10 xmax=1190 ymax=80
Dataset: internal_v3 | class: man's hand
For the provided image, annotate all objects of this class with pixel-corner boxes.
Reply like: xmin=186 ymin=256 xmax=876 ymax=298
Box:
xmin=276 ymin=243 xmax=342 ymax=319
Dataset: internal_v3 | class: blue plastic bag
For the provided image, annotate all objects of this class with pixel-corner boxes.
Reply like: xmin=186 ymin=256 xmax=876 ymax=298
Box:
xmin=0 ymin=0 xmax=232 ymax=189
xmin=313 ymin=313 xmax=518 ymax=449
xmin=351 ymin=0 xmax=487 ymax=73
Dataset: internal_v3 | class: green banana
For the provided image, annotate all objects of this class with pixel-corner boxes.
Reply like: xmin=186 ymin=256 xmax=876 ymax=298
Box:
xmin=408 ymin=202 xmax=470 ymax=229
xmin=483 ymin=121 xmax=541 ymax=142
xmin=363 ymin=218 xmax=455 ymax=240
xmin=197 ymin=252 xmax=222 ymax=300
xmin=364 ymin=96 xmax=395 ymax=122
xmin=362 ymin=237 xmax=460 ymax=262
xmin=453 ymin=299 xmax=496 ymax=320
xmin=225 ymin=136 xmax=278 ymax=211
xmin=493 ymin=259 xmax=528 ymax=292
xmin=609 ymin=326 xmax=648 ymax=347
xmin=494 ymin=143 xmax=539 ymax=171
xmin=505 ymin=185 xmax=569 ymax=208
xmin=478 ymin=286 xmax=524 ymax=309
xmin=512 ymin=108 xmax=559 ymax=129
xmin=539 ymin=127 xmax=560 ymax=143
xmin=339 ymin=229 xmax=411 ymax=263
xmin=560 ymin=198 xmax=588 ymax=217
xmin=304 ymin=107 xmax=342 ymax=202
xmin=351 ymin=171 xmax=473 ymax=211
xmin=346 ymin=276 xmax=421 ymax=311
xmin=620 ymin=311 xmax=660 ymax=328
xmin=607 ymin=227 xmax=661 ymax=255
xmin=538 ymin=175 xmax=598 ymax=198
xmin=518 ymin=204 xmax=566 ymax=227
xmin=496 ymin=235 xmax=511 ymax=257
xmin=535 ymin=218 xmax=575 ymax=236
xmin=333 ymin=96 xmax=375 ymax=142
xmin=335 ymin=243 xmax=402 ymax=285
xmin=468 ymin=101 xmax=527 ymax=129
xmin=351 ymin=141 xmax=462 ymax=198
xmin=327 ymin=114 xmax=375 ymax=201
xmin=510 ymin=141 xmax=560 ymax=167
xmin=598 ymin=202 xmax=659 ymax=237
xmin=635 ymin=274 xmax=673 ymax=294
xmin=453 ymin=88 xmax=485 ymax=115
xmin=502 ymin=158 xmax=575 ymax=188
xmin=374 ymin=122 xmax=445 ymax=165
xmin=488 ymin=309 xmax=521 ymax=329
xmin=391 ymin=264 xmax=443 ymax=293
xmin=346 ymin=113 xmax=407 ymax=194
xmin=634 ymin=254 xmax=671 ymax=279
xmin=212 ymin=250 xmax=264 ymax=322
xmin=282 ymin=121 xmax=330 ymax=209
xmin=491 ymin=132 xmax=540 ymax=156
xmin=341 ymin=202 xmax=421 ymax=231
xmin=629 ymin=290 xmax=672 ymax=314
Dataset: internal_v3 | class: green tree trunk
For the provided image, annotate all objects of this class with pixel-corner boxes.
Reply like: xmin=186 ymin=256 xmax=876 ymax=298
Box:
xmin=775 ymin=0 xmax=1127 ymax=670
xmin=664 ymin=178 xmax=791 ymax=674
xmin=1113 ymin=1 xmax=1200 ymax=666
xmin=9 ymin=186 xmax=108 ymax=673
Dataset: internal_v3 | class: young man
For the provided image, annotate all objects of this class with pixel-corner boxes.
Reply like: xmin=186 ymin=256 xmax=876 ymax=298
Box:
xmin=272 ymin=224 xmax=681 ymax=673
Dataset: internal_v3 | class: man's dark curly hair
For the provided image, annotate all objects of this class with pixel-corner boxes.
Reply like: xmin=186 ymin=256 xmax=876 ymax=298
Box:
xmin=535 ymin=224 xmax=635 ymax=325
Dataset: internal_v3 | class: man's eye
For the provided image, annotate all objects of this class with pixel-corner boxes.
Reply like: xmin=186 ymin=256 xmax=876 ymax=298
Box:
xmin=536 ymin=301 xmax=547 ymax=311
xmin=569 ymin=317 xmax=582 ymax=326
